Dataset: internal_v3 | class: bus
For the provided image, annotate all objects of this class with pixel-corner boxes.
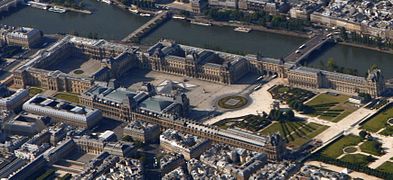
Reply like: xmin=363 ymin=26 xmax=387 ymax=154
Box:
xmin=253 ymin=84 xmax=262 ymax=91
xmin=256 ymin=75 xmax=264 ymax=81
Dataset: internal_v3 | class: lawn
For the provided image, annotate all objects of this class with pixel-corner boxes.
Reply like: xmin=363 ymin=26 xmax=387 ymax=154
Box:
xmin=376 ymin=161 xmax=393 ymax=174
xmin=307 ymin=93 xmax=349 ymax=105
xmin=340 ymin=154 xmax=376 ymax=166
xmin=73 ymin=69 xmax=84 ymax=74
xmin=361 ymin=105 xmax=393 ymax=133
xmin=359 ymin=140 xmax=384 ymax=156
xmin=343 ymin=146 xmax=357 ymax=153
xmin=217 ymin=95 xmax=248 ymax=109
xmin=54 ymin=92 xmax=80 ymax=104
xmin=269 ymin=85 xmax=315 ymax=103
xmin=28 ymin=87 xmax=43 ymax=96
xmin=259 ymin=121 xmax=328 ymax=149
xmin=306 ymin=93 xmax=357 ymax=122
xmin=380 ymin=126 xmax=393 ymax=136
xmin=321 ymin=135 xmax=363 ymax=158
xmin=36 ymin=168 xmax=56 ymax=180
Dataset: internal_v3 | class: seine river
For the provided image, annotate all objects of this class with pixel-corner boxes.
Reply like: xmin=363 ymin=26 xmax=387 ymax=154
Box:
xmin=1 ymin=0 xmax=392 ymax=78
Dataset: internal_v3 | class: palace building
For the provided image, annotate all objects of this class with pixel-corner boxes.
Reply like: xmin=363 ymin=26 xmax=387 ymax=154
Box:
xmin=140 ymin=40 xmax=250 ymax=84
xmin=14 ymin=36 xmax=384 ymax=96
xmin=9 ymin=36 xmax=386 ymax=161
xmin=22 ymin=95 xmax=102 ymax=128
xmin=79 ymin=82 xmax=190 ymax=122
xmin=0 ymin=26 xmax=42 ymax=48
xmin=13 ymin=35 xmax=139 ymax=94
xmin=288 ymin=66 xmax=385 ymax=97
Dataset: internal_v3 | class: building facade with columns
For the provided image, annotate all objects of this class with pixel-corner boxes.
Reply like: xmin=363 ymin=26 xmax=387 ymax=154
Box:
xmin=13 ymin=36 xmax=385 ymax=98
xmin=288 ymin=67 xmax=385 ymax=97
xmin=13 ymin=35 xmax=139 ymax=94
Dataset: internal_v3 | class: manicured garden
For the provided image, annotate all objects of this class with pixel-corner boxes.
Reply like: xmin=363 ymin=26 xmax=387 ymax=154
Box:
xmin=306 ymin=93 xmax=357 ymax=122
xmin=359 ymin=140 xmax=384 ymax=156
xmin=343 ymin=146 xmax=357 ymax=153
xmin=217 ymin=95 xmax=248 ymax=109
xmin=377 ymin=161 xmax=393 ymax=174
xmin=318 ymin=133 xmax=386 ymax=169
xmin=340 ymin=154 xmax=376 ymax=166
xmin=315 ymin=137 xmax=393 ymax=179
xmin=259 ymin=121 xmax=328 ymax=149
xmin=28 ymin=87 xmax=43 ymax=96
xmin=214 ymin=114 xmax=271 ymax=132
xmin=321 ymin=135 xmax=363 ymax=158
xmin=54 ymin=92 xmax=80 ymax=104
xmin=269 ymin=85 xmax=315 ymax=104
xmin=380 ymin=126 xmax=393 ymax=136
xmin=361 ymin=105 xmax=393 ymax=133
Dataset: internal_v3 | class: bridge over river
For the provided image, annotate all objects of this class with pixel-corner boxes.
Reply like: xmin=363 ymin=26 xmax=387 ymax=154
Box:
xmin=122 ymin=11 xmax=171 ymax=43
xmin=284 ymin=32 xmax=334 ymax=64
xmin=0 ymin=0 xmax=23 ymax=13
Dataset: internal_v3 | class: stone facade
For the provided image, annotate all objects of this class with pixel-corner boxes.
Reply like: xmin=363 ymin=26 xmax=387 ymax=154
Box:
xmin=13 ymin=35 xmax=139 ymax=94
xmin=123 ymin=120 xmax=161 ymax=143
xmin=15 ymin=36 xmax=382 ymax=98
xmin=0 ymin=26 xmax=42 ymax=48
xmin=160 ymin=129 xmax=213 ymax=160
xmin=288 ymin=67 xmax=385 ymax=97
xmin=0 ymin=85 xmax=29 ymax=112
xmin=142 ymin=40 xmax=256 ymax=84
xmin=310 ymin=12 xmax=393 ymax=40
xmin=22 ymin=95 xmax=103 ymax=128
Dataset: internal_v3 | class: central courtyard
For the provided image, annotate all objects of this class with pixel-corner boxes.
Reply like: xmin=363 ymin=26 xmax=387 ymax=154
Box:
xmin=43 ymin=55 xmax=102 ymax=78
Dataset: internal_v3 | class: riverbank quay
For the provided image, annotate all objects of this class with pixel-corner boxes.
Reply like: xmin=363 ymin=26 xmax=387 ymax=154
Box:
xmin=339 ymin=41 xmax=393 ymax=55
xmin=109 ymin=0 xmax=312 ymax=39
xmin=48 ymin=3 xmax=92 ymax=14
xmin=111 ymin=0 xmax=156 ymax=14
xmin=195 ymin=17 xmax=313 ymax=39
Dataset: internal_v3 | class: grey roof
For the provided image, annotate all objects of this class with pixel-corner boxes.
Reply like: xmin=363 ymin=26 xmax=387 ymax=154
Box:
xmin=0 ymin=84 xmax=12 ymax=98
xmin=104 ymin=88 xmax=136 ymax=103
xmin=139 ymin=97 xmax=172 ymax=112
xmin=86 ymin=86 xmax=137 ymax=104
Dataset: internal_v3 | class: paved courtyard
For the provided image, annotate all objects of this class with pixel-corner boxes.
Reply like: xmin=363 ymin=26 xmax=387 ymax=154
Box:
xmin=44 ymin=55 xmax=102 ymax=78
xmin=118 ymin=69 xmax=258 ymax=120
xmin=68 ymin=58 xmax=102 ymax=78
xmin=203 ymin=78 xmax=286 ymax=125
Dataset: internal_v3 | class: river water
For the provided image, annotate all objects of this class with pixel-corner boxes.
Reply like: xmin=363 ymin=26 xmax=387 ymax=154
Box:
xmin=307 ymin=44 xmax=393 ymax=78
xmin=1 ymin=0 xmax=392 ymax=78
xmin=0 ymin=0 xmax=149 ymax=39
xmin=141 ymin=20 xmax=306 ymax=58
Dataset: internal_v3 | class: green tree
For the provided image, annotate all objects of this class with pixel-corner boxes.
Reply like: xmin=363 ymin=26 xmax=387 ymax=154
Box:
xmin=340 ymin=27 xmax=348 ymax=40
xmin=122 ymin=135 xmax=133 ymax=142
xmin=319 ymin=61 xmax=325 ymax=69
xmin=359 ymin=130 xmax=368 ymax=139
xmin=327 ymin=58 xmax=336 ymax=72
xmin=366 ymin=155 xmax=375 ymax=162
xmin=358 ymin=93 xmax=372 ymax=102
xmin=370 ymin=64 xmax=378 ymax=71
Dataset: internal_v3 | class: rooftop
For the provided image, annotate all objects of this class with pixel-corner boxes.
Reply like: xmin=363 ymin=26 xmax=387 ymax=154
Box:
xmin=160 ymin=129 xmax=208 ymax=150
xmin=24 ymin=95 xmax=98 ymax=117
